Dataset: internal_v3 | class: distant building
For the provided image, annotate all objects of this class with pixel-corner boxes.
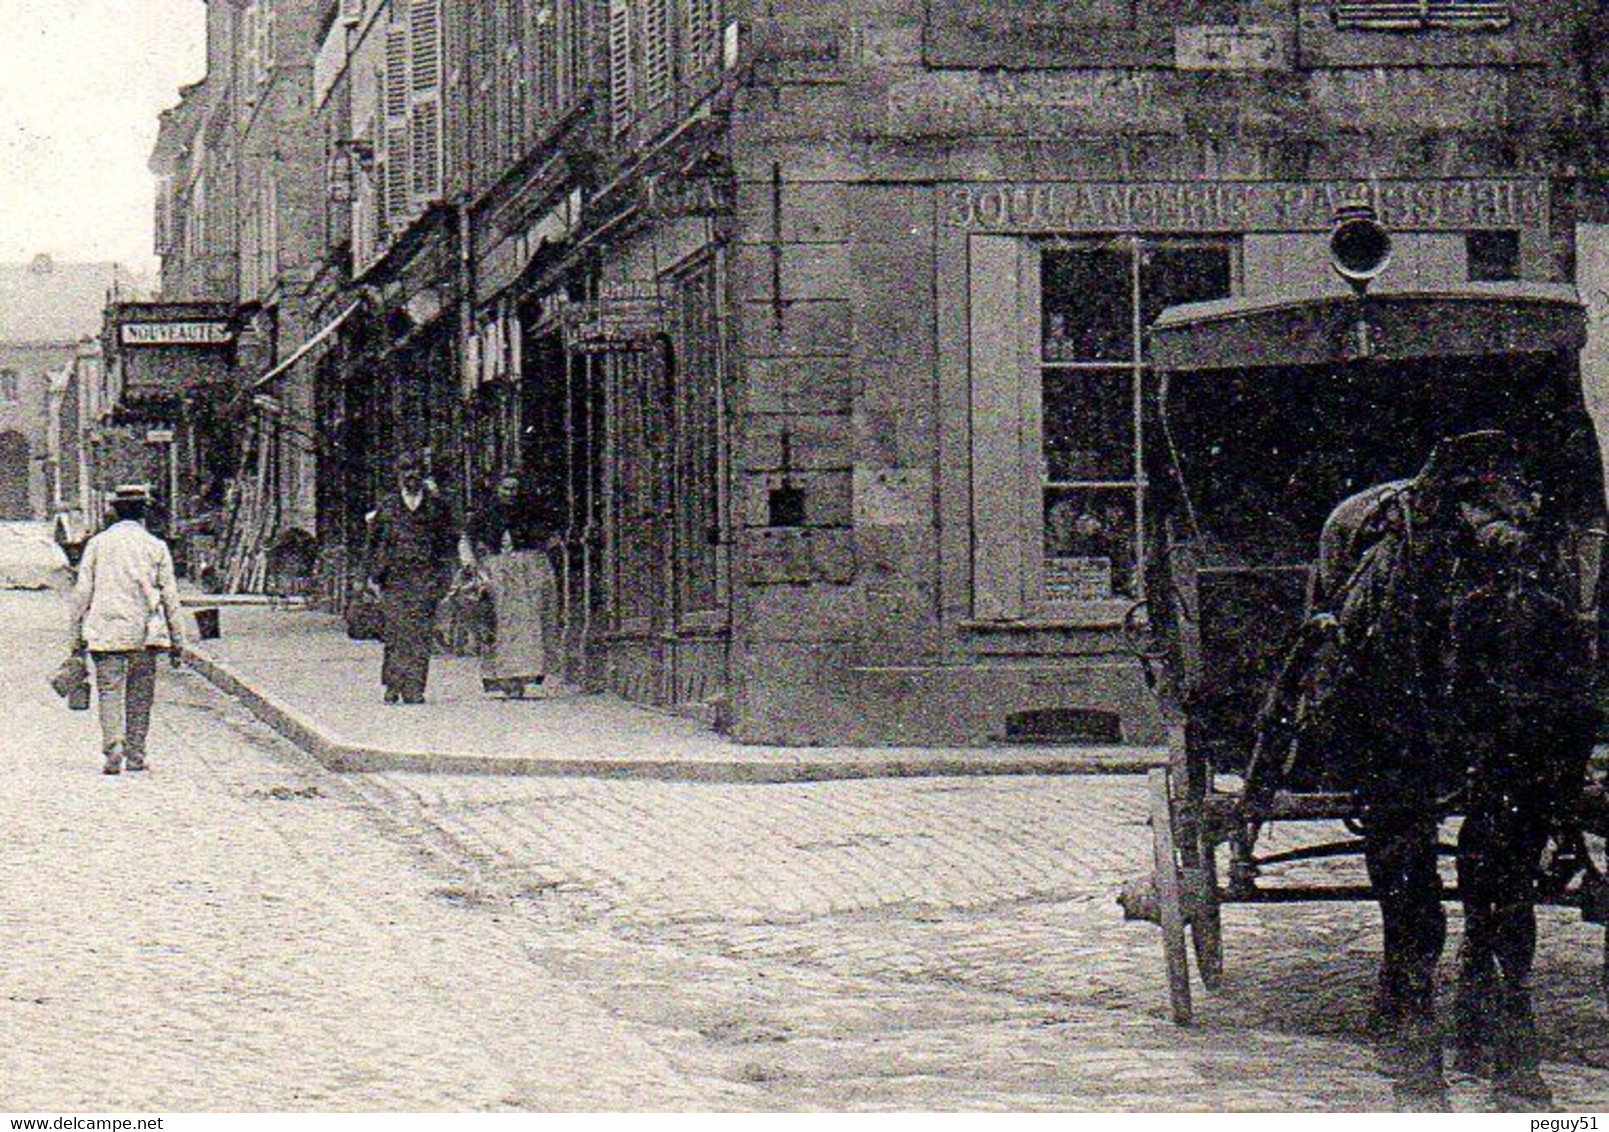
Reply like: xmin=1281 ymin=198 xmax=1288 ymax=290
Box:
xmin=0 ymin=255 xmax=141 ymax=521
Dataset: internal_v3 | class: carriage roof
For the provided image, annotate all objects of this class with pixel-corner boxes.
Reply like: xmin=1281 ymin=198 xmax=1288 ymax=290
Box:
xmin=1148 ymin=283 xmax=1586 ymax=373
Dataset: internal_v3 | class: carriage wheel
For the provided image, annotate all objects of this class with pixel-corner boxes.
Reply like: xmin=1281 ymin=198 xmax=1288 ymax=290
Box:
xmin=1150 ymin=768 xmax=1194 ymax=1024
xmin=1189 ymin=832 xmax=1225 ymax=990
xmin=1166 ymin=725 xmax=1225 ymax=991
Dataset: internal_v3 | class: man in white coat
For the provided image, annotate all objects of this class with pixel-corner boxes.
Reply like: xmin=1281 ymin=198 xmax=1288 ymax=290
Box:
xmin=69 ymin=485 xmax=190 ymax=775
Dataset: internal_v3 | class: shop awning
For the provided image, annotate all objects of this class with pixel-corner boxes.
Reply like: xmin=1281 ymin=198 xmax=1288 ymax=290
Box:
xmin=246 ymin=298 xmax=365 ymax=396
xmin=1148 ymin=283 xmax=1586 ymax=373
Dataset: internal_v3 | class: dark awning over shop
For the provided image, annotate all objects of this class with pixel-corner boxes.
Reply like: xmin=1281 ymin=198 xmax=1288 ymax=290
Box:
xmin=1148 ymin=283 xmax=1587 ymax=373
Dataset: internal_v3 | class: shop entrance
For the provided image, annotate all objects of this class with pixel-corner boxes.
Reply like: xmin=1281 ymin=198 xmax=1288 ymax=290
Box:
xmin=599 ymin=256 xmax=731 ymax=712
xmin=0 ymin=431 xmax=30 ymax=520
xmin=518 ymin=327 xmax=608 ymax=690
xmin=604 ymin=341 xmax=674 ymax=704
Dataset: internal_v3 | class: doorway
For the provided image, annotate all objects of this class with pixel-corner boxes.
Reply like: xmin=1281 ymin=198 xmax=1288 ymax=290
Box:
xmin=0 ymin=431 xmax=30 ymax=520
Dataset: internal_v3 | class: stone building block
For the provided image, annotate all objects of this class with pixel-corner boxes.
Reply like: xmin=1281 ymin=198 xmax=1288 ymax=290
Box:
xmin=1307 ymin=69 xmax=1508 ymax=133
xmin=853 ymin=466 xmax=934 ymax=530
xmin=734 ymin=181 xmax=849 ymax=244
xmin=743 ymin=357 xmax=858 ymax=414
xmin=744 ymin=527 xmax=857 ymax=585
xmin=855 ymin=525 xmax=939 ymax=644
xmin=738 ymin=85 xmax=850 ymax=142
xmin=732 ymin=145 xmax=864 ymax=186
xmin=730 ymin=243 xmax=850 ymax=303
xmin=730 ymin=641 xmax=865 ymax=745
xmin=744 ymin=584 xmax=866 ymax=643
xmin=848 ymin=184 xmax=934 ymax=245
xmin=741 ymin=470 xmax=854 ymax=528
xmin=848 ymin=246 xmax=936 ymax=365
xmin=742 ymin=412 xmax=853 ymax=472
xmin=854 ymin=362 xmax=938 ymax=461
xmin=741 ymin=300 xmax=853 ymax=358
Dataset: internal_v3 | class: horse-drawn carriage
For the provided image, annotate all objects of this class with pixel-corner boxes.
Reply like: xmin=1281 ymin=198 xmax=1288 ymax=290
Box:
xmin=1120 ymin=211 xmax=1609 ymax=1104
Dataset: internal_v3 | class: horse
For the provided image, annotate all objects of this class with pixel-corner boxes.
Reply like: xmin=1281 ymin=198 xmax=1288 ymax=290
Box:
xmin=1244 ymin=430 xmax=1598 ymax=1109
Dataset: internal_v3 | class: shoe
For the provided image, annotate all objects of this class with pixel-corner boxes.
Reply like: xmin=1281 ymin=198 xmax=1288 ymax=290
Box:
xmin=1489 ymin=981 xmax=1550 ymax=1109
xmin=384 ymin=687 xmax=401 ymax=705
xmin=125 ymin=754 xmax=147 ymax=772
xmin=1491 ymin=1072 xmax=1553 ymax=1111
xmin=1394 ymin=1082 xmax=1452 ymax=1113
xmin=102 ymin=744 xmax=123 ymax=776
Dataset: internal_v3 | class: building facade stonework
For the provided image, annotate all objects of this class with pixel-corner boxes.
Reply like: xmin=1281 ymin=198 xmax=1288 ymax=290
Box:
xmin=133 ymin=0 xmax=1609 ymax=745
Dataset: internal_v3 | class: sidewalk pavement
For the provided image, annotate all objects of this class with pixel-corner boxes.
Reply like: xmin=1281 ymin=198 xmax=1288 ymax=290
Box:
xmin=182 ymin=604 xmax=1162 ymax=782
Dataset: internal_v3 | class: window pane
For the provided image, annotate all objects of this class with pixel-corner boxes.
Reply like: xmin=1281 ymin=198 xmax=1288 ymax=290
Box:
xmin=1467 ymin=231 xmax=1519 ymax=282
xmin=1044 ymin=487 xmax=1137 ymax=601
xmin=1042 ymin=367 xmax=1133 ymax=482
xmin=1043 ymin=246 xmax=1133 ymax=362
xmin=1139 ymin=244 xmax=1233 ymax=335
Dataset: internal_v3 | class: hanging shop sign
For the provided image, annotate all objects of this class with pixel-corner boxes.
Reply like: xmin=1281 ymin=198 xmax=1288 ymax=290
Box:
xmin=559 ymin=284 xmax=667 ymax=353
xmin=120 ymin=321 xmax=235 ymax=347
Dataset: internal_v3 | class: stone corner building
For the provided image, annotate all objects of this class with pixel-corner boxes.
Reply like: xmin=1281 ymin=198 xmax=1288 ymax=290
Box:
xmin=142 ymin=0 xmax=1609 ymax=746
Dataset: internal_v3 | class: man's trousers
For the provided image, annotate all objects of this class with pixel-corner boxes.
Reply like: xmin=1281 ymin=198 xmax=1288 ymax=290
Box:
xmin=91 ymin=648 xmax=160 ymax=756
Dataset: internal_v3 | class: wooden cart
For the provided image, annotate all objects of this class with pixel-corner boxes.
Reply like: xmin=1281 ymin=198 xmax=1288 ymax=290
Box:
xmin=1118 ymin=282 xmax=1609 ymax=1024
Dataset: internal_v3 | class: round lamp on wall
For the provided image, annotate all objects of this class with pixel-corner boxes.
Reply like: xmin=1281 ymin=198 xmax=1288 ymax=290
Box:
xmin=1329 ymin=203 xmax=1393 ymax=294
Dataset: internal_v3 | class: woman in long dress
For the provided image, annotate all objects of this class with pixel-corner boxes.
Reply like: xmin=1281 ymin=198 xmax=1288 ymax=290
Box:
xmin=465 ymin=474 xmax=557 ymax=698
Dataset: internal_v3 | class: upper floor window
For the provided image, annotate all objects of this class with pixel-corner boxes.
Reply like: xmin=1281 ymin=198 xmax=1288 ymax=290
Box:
xmin=465 ymin=0 xmax=590 ymax=198
xmin=1333 ymin=1 xmax=1511 ymax=30
xmin=0 ymin=371 xmax=20 ymax=403
xmin=609 ymin=0 xmax=726 ymax=138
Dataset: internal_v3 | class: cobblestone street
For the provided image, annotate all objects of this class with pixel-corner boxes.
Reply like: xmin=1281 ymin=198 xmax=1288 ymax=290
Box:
xmin=5 ymin=591 xmax=1609 ymax=1111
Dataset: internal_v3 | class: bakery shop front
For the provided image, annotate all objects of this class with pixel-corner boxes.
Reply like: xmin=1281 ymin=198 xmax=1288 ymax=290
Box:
xmin=930 ymin=175 xmax=1554 ymax=743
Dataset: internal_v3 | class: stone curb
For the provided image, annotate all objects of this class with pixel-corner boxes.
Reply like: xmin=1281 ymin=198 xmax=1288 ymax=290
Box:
xmin=179 ymin=646 xmax=1164 ymax=783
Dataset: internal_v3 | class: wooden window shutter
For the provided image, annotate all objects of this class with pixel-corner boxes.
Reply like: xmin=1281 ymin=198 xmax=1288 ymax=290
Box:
xmin=607 ymin=0 xmax=635 ymax=136
xmin=559 ymin=0 xmax=586 ymax=108
xmin=642 ymin=0 xmax=673 ymax=109
xmin=263 ymin=1 xmax=278 ymax=74
xmin=535 ymin=3 xmax=559 ymax=128
xmin=969 ymin=236 xmax=1030 ymax=621
xmin=382 ymin=22 xmax=412 ymax=234
xmin=408 ymin=0 xmax=444 ymax=204
xmin=682 ymin=0 xmax=719 ymax=75
xmin=1332 ymin=1 xmax=1510 ymax=29
xmin=241 ymin=3 xmax=262 ymax=98
xmin=154 ymin=178 xmax=173 ymax=255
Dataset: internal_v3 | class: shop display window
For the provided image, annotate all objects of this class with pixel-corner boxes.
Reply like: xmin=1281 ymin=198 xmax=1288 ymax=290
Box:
xmin=1036 ymin=239 xmax=1233 ymax=606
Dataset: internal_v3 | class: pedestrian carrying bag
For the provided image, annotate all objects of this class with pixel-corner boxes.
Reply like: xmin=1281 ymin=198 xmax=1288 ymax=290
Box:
xmin=49 ymin=651 xmax=91 ymax=711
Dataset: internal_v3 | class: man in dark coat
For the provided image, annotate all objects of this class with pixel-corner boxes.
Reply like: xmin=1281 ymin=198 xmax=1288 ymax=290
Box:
xmin=368 ymin=452 xmax=457 ymax=704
